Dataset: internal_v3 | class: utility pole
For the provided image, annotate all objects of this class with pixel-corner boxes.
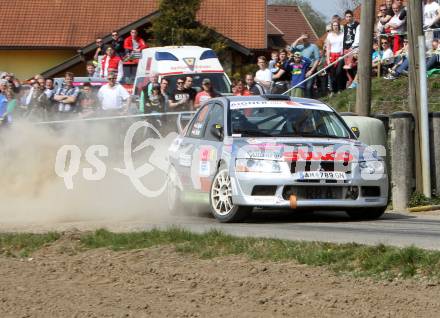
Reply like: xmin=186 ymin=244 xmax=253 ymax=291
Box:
xmin=355 ymin=0 xmax=376 ymax=116
xmin=407 ymin=0 xmax=424 ymax=192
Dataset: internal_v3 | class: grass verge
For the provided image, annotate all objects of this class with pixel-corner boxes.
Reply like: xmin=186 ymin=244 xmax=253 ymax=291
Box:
xmin=1 ymin=228 xmax=439 ymax=281
xmin=81 ymin=228 xmax=440 ymax=281
xmin=408 ymin=192 xmax=440 ymax=208
xmin=0 ymin=232 xmax=60 ymax=257
xmin=321 ymin=77 xmax=440 ymax=114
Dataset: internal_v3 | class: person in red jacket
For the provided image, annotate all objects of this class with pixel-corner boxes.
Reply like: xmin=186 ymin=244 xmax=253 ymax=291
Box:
xmin=124 ymin=29 xmax=148 ymax=59
xmin=100 ymin=46 xmax=124 ymax=82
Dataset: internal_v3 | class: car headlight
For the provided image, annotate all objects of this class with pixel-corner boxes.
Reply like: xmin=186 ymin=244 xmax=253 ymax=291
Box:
xmin=235 ymin=159 xmax=282 ymax=173
xmin=359 ymin=160 xmax=385 ymax=174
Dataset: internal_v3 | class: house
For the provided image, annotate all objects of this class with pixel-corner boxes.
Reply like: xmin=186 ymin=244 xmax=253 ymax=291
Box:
xmin=0 ymin=0 xmax=266 ymax=79
xmin=267 ymin=5 xmax=319 ymax=49
xmin=0 ymin=1 xmax=320 ymax=80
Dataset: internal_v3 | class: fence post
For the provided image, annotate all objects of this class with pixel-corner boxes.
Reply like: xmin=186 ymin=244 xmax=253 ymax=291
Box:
xmin=389 ymin=112 xmax=414 ymax=210
xmin=430 ymin=112 xmax=440 ymax=195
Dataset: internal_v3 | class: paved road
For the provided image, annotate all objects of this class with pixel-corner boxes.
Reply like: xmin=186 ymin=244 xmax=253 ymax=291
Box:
xmin=2 ymin=210 xmax=440 ymax=251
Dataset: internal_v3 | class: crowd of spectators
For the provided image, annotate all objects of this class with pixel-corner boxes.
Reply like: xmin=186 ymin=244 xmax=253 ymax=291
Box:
xmin=0 ymin=1 xmax=439 ymax=126
xmin=237 ymin=0 xmax=440 ymax=98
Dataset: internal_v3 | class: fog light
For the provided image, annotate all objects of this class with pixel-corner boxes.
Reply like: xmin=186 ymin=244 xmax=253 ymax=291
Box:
xmin=345 ymin=186 xmax=359 ymax=200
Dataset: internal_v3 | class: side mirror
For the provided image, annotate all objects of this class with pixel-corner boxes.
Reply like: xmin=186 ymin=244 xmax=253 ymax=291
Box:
xmin=211 ymin=123 xmax=224 ymax=141
xmin=351 ymin=126 xmax=360 ymax=138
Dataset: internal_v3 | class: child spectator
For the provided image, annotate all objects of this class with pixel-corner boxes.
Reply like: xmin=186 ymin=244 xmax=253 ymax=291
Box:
xmin=268 ymin=51 xmax=280 ymax=75
xmin=289 ymin=52 xmax=311 ymax=98
xmin=290 ymin=33 xmax=320 ymax=98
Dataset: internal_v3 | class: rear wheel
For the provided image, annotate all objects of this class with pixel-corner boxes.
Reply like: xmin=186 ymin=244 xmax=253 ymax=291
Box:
xmin=209 ymin=168 xmax=252 ymax=222
xmin=346 ymin=207 xmax=386 ymax=220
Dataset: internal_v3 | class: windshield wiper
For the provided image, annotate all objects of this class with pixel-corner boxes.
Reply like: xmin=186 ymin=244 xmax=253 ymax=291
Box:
xmin=286 ymin=132 xmax=350 ymax=139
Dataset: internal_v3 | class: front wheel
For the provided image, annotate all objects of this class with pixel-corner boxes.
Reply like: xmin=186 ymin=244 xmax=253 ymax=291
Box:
xmin=346 ymin=207 xmax=387 ymax=220
xmin=209 ymin=168 xmax=252 ymax=222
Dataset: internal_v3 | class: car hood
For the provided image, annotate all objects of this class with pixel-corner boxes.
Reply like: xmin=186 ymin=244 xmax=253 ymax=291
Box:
xmin=230 ymin=137 xmax=379 ymax=162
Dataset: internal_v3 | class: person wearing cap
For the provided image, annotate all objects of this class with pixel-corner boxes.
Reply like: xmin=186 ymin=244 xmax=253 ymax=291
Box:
xmin=289 ymin=52 xmax=311 ymax=98
xmin=194 ymin=78 xmax=219 ymax=109
xmin=290 ymin=33 xmax=320 ymax=98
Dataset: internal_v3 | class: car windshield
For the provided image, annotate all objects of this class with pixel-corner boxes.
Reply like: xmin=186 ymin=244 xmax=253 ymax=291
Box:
xmin=164 ymin=73 xmax=231 ymax=95
xmin=229 ymin=106 xmax=352 ymax=139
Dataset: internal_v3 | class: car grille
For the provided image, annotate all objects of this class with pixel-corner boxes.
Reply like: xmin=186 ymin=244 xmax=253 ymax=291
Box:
xmin=283 ymin=186 xmax=359 ymax=200
xmin=290 ymin=161 xmax=351 ymax=173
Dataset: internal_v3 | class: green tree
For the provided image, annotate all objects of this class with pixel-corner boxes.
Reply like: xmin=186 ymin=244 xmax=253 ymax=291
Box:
xmin=268 ymin=0 xmax=327 ymax=35
xmin=150 ymin=0 xmax=226 ymax=52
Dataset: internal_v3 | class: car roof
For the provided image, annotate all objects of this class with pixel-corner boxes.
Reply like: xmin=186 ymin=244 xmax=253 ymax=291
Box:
xmin=210 ymin=95 xmax=334 ymax=112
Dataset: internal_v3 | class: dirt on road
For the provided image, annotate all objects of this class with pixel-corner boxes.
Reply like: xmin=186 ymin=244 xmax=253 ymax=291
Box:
xmin=0 ymin=234 xmax=439 ymax=318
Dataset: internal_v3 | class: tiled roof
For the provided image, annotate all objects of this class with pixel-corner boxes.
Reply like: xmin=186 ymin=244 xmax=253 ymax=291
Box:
xmin=267 ymin=20 xmax=284 ymax=36
xmin=267 ymin=5 xmax=318 ymax=46
xmin=197 ymin=0 xmax=266 ymax=49
xmin=0 ymin=0 xmax=266 ymax=49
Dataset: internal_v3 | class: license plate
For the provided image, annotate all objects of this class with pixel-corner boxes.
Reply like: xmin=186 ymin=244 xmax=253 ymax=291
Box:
xmin=295 ymin=171 xmax=347 ymax=180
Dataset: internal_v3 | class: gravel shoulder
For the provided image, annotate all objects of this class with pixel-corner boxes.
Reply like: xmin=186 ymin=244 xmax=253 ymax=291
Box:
xmin=1 ymin=234 xmax=440 ymax=318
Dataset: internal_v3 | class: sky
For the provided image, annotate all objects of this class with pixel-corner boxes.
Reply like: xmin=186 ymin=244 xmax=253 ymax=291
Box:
xmin=307 ymin=0 xmax=345 ymax=19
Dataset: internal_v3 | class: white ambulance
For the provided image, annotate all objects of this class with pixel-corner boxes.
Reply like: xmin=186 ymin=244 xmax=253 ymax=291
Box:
xmin=133 ymin=46 xmax=231 ymax=96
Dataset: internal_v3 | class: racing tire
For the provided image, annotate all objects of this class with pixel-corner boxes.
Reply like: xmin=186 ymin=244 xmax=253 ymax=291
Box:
xmin=166 ymin=165 xmax=190 ymax=215
xmin=345 ymin=207 xmax=387 ymax=220
xmin=209 ymin=167 xmax=252 ymax=223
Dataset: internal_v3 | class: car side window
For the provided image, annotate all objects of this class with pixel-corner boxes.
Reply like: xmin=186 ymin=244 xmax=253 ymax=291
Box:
xmin=204 ymin=103 xmax=224 ymax=141
xmin=187 ymin=104 xmax=211 ymax=139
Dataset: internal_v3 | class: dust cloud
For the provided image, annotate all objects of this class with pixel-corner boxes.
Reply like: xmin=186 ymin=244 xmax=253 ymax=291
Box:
xmin=0 ymin=118 xmax=174 ymax=226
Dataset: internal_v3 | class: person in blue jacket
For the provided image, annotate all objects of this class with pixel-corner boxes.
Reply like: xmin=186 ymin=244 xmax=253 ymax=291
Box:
xmin=289 ymin=52 xmax=311 ymax=98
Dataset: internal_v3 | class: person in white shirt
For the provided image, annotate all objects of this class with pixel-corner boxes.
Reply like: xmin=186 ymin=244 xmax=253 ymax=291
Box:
xmin=424 ymin=0 xmax=440 ymax=41
xmin=373 ymin=39 xmax=394 ymax=75
xmin=254 ymin=56 xmax=272 ymax=94
xmin=325 ymin=22 xmax=344 ymax=93
xmin=424 ymin=0 xmax=440 ymax=28
xmin=385 ymin=3 xmax=406 ymax=53
xmin=97 ymin=72 xmax=130 ymax=113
